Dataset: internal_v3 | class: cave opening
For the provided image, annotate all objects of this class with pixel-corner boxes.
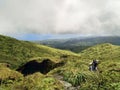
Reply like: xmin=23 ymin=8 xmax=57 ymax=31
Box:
xmin=17 ymin=59 xmax=64 ymax=76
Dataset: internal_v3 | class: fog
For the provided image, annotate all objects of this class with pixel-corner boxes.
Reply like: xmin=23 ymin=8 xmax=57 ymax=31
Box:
xmin=0 ymin=0 xmax=120 ymax=36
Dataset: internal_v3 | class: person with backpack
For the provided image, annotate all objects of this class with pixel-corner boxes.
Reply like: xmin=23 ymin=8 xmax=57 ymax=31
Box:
xmin=89 ymin=60 xmax=99 ymax=71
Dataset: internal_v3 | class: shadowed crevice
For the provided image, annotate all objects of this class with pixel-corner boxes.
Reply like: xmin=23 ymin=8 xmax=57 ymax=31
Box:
xmin=17 ymin=59 xmax=64 ymax=76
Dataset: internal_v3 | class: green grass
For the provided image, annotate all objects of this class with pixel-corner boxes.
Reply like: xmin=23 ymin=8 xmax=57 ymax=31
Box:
xmin=0 ymin=34 xmax=77 ymax=69
xmin=0 ymin=34 xmax=120 ymax=90
xmin=0 ymin=65 xmax=23 ymax=88
xmin=12 ymin=73 xmax=64 ymax=90
xmin=50 ymin=43 xmax=120 ymax=89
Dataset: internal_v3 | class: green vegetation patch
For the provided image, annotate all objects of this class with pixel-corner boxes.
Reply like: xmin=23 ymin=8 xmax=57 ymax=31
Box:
xmin=13 ymin=73 xmax=64 ymax=90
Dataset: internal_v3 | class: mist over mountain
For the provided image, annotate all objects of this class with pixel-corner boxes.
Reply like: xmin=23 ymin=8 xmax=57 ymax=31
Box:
xmin=1 ymin=0 xmax=120 ymax=37
xmin=0 ymin=0 xmax=120 ymax=89
xmin=39 ymin=36 xmax=120 ymax=53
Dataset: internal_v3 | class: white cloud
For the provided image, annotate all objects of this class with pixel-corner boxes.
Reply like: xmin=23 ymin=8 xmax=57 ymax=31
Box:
xmin=0 ymin=0 xmax=120 ymax=36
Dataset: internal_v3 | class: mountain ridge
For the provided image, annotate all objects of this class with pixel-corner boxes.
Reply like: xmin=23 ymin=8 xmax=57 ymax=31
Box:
xmin=0 ymin=34 xmax=120 ymax=90
xmin=38 ymin=36 xmax=120 ymax=53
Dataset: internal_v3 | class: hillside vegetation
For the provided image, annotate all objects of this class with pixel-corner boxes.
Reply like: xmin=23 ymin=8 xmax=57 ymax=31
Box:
xmin=0 ymin=35 xmax=77 ymax=69
xmin=39 ymin=36 xmax=120 ymax=53
xmin=0 ymin=35 xmax=120 ymax=90
xmin=49 ymin=43 xmax=120 ymax=90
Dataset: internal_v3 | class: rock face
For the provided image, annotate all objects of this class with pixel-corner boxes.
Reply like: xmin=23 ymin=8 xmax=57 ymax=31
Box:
xmin=17 ymin=59 xmax=64 ymax=76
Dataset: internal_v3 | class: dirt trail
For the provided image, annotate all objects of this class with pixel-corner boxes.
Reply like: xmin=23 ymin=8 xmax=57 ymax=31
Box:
xmin=54 ymin=74 xmax=80 ymax=90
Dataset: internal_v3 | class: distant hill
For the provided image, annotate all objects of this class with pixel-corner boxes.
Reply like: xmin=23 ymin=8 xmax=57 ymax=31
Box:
xmin=0 ymin=34 xmax=77 ymax=69
xmin=80 ymin=43 xmax=120 ymax=61
xmin=38 ymin=36 xmax=120 ymax=53
xmin=0 ymin=34 xmax=120 ymax=90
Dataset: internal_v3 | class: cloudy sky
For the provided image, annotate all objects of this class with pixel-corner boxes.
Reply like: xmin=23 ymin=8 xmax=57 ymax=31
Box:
xmin=0 ymin=0 xmax=120 ymax=40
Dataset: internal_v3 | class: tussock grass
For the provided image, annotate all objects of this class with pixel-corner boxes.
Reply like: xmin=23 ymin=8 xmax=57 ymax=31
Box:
xmin=0 ymin=35 xmax=78 ymax=69
xmin=0 ymin=35 xmax=120 ymax=90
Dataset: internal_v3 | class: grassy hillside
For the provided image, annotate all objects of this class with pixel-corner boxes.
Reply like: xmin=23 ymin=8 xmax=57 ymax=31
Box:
xmin=0 ymin=34 xmax=77 ymax=69
xmin=38 ymin=36 xmax=120 ymax=53
xmin=80 ymin=43 xmax=120 ymax=60
xmin=50 ymin=43 xmax=120 ymax=90
xmin=0 ymin=34 xmax=120 ymax=90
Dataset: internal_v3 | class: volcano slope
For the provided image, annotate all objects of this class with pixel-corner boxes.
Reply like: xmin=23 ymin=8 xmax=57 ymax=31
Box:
xmin=0 ymin=34 xmax=120 ymax=90
xmin=0 ymin=34 xmax=77 ymax=69
xmin=48 ymin=43 xmax=120 ymax=90
xmin=0 ymin=34 xmax=78 ymax=90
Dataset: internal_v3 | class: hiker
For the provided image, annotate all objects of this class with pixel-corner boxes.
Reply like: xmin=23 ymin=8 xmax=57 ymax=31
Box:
xmin=89 ymin=60 xmax=99 ymax=71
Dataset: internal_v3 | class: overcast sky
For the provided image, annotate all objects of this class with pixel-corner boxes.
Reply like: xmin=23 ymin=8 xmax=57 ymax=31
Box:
xmin=0 ymin=0 xmax=120 ymax=40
